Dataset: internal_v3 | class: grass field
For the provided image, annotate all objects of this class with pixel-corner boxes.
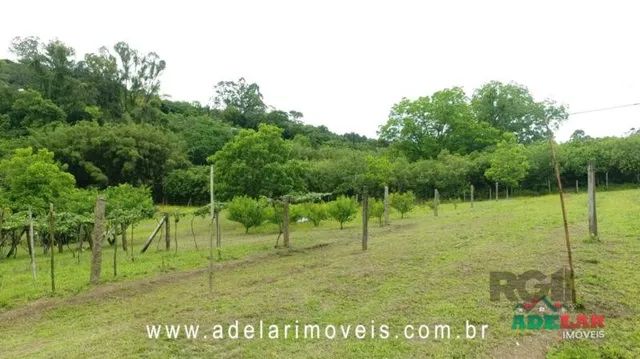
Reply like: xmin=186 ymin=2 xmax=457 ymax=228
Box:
xmin=0 ymin=189 xmax=639 ymax=358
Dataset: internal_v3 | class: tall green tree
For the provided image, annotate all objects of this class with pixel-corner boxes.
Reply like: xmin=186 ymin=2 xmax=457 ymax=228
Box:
xmin=0 ymin=147 xmax=75 ymax=212
xmin=211 ymin=124 xmax=305 ymax=199
xmin=485 ymin=139 xmax=530 ymax=189
xmin=471 ymin=81 xmax=548 ymax=143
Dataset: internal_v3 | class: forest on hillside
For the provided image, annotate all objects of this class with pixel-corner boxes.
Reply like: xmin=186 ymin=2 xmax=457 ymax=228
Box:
xmin=1 ymin=36 xmax=639 ymax=217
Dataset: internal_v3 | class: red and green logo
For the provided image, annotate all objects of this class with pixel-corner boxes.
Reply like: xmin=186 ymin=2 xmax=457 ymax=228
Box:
xmin=512 ymin=296 xmax=605 ymax=340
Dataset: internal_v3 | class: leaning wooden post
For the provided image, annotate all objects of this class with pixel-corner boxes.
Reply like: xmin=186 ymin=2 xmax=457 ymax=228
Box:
xmin=164 ymin=213 xmax=170 ymax=251
xmin=433 ymin=189 xmax=439 ymax=217
xmin=283 ymin=196 xmax=290 ymax=248
xmin=209 ymin=165 xmax=214 ymax=293
xmin=470 ymin=184 xmax=474 ymax=208
xmin=383 ymin=185 xmax=390 ymax=226
xmin=48 ymin=203 xmax=56 ymax=293
xmin=90 ymin=196 xmax=106 ymax=284
xmin=495 ymin=182 xmax=499 ymax=201
xmin=550 ymin=138 xmax=577 ymax=305
xmin=588 ymin=161 xmax=598 ymax=238
xmin=362 ymin=189 xmax=368 ymax=251
xmin=28 ymin=209 xmax=37 ymax=280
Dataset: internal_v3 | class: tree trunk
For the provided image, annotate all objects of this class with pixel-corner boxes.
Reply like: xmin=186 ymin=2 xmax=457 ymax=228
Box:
xmin=121 ymin=223 xmax=127 ymax=251
xmin=283 ymin=197 xmax=290 ymax=248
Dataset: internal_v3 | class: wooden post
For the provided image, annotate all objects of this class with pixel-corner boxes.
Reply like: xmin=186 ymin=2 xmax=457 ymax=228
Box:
xmin=576 ymin=179 xmax=579 ymax=193
xmin=470 ymin=184 xmax=474 ymax=208
xmin=362 ymin=189 xmax=368 ymax=251
xmin=495 ymin=182 xmax=499 ymax=201
xmin=140 ymin=216 xmax=165 ymax=253
xmin=283 ymin=196 xmax=290 ymax=248
xmin=130 ymin=223 xmax=135 ymax=261
xmin=174 ymin=216 xmax=178 ymax=254
xmin=433 ymin=189 xmax=439 ymax=217
xmin=215 ymin=210 xmax=221 ymax=259
xmin=605 ymin=171 xmax=609 ymax=190
xmin=113 ymin=223 xmax=118 ymax=277
xmin=90 ymin=196 xmax=106 ymax=284
xmin=489 ymin=186 xmax=492 ymax=200
xmin=28 ymin=209 xmax=36 ymax=280
xmin=209 ymin=165 xmax=214 ymax=293
xmin=164 ymin=213 xmax=170 ymax=250
xmin=550 ymin=138 xmax=577 ymax=305
xmin=588 ymin=161 xmax=598 ymax=237
xmin=547 ymin=178 xmax=551 ymax=193
xmin=383 ymin=185 xmax=389 ymax=226
xmin=49 ymin=203 xmax=56 ymax=293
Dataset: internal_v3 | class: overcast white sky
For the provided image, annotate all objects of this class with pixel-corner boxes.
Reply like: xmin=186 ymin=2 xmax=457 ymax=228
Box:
xmin=1 ymin=0 xmax=639 ymax=141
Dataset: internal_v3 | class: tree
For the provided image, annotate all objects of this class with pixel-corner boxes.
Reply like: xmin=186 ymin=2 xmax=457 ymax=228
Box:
xmin=327 ymin=196 xmax=358 ymax=229
xmin=7 ymin=89 xmax=66 ymax=134
xmin=0 ymin=147 xmax=75 ymax=212
xmin=105 ymin=184 xmax=155 ymax=250
xmin=30 ymin=121 xmax=187 ymax=197
xmin=485 ymin=140 xmax=530 ymax=191
xmin=379 ymin=87 xmax=502 ymax=160
xmin=213 ymin=77 xmax=266 ymax=115
xmin=390 ymin=191 xmax=415 ymax=219
xmin=471 ymin=81 xmax=550 ymax=143
xmin=211 ymin=124 xmax=305 ymax=199
xmin=226 ymin=196 xmax=268 ymax=233
xmin=166 ymin=113 xmax=235 ymax=165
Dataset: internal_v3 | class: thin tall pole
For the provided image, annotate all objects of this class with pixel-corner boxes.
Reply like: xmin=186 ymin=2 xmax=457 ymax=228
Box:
xmin=550 ymin=138 xmax=577 ymax=305
xmin=362 ymin=189 xmax=368 ymax=251
xmin=588 ymin=161 xmax=598 ymax=237
xmin=28 ymin=209 xmax=36 ymax=280
xmin=209 ymin=165 xmax=214 ymax=293
xmin=49 ymin=203 xmax=56 ymax=293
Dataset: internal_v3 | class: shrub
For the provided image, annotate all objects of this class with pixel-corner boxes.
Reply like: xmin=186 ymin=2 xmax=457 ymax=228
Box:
xmin=327 ymin=196 xmax=358 ymax=229
xmin=226 ymin=196 xmax=268 ymax=233
xmin=301 ymin=202 xmax=328 ymax=227
xmin=390 ymin=191 xmax=415 ymax=219
xmin=368 ymin=198 xmax=384 ymax=226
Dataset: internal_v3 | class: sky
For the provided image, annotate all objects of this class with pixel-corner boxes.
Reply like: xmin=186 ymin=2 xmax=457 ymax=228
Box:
xmin=1 ymin=0 xmax=639 ymax=141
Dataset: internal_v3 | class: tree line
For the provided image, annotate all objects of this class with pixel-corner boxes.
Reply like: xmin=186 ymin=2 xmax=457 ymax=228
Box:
xmin=1 ymin=35 xmax=639 ymax=222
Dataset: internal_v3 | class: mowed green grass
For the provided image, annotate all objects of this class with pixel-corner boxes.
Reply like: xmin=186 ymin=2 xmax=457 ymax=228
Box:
xmin=0 ymin=189 xmax=639 ymax=358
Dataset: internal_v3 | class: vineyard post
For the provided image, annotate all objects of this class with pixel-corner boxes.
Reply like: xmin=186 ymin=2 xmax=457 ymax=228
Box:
xmin=28 ymin=209 xmax=36 ymax=280
xmin=362 ymin=188 xmax=368 ymax=251
xmin=48 ymin=203 xmax=56 ymax=293
xmin=90 ymin=196 xmax=106 ymax=284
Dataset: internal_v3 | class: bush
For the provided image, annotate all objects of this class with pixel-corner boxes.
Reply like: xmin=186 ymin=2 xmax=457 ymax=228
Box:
xmin=226 ymin=196 xmax=268 ymax=233
xmin=368 ymin=198 xmax=384 ymax=226
xmin=390 ymin=191 xmax=415 ymax=219
xmin=164 ymin=166 xmax=209 ymax=204
xmin=300 ymin=202 xmax=328 ymax=227
xmin=327 ymin=196 xmax=358 ymax=229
